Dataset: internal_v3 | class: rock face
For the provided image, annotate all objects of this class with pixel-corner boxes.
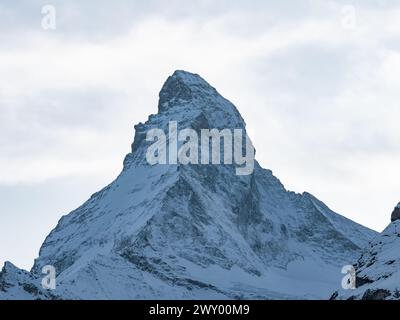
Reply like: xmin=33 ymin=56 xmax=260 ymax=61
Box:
xmin=0 ymin=70 xmax=377 ymax=300
xmin=391 ymin=203 xmax=400 ymax=222
xmin=332 ymin=203 xmax=400 ymax=300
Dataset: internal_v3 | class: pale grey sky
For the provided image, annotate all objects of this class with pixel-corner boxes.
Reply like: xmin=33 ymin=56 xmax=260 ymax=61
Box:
xmin=1 ymin=0 xmax=400 ymax=270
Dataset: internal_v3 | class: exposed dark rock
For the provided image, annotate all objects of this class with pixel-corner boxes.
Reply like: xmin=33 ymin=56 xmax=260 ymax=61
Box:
xmin=391 ymin=204 xmax=400 ymax=222
xmin=329 ymin=291 xmax=339 ymax=300
xmin=356 ymin=276 xmax=373 ymax=287
xmin=362 ymin=289 xmax=391 ymax=300
xmin=22 ymin=283 xmax=39 ymax=295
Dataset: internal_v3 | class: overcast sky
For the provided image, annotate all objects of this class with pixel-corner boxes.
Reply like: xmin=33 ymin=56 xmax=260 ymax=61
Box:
xmin=1 ymin=0 xmax=400 ymax=270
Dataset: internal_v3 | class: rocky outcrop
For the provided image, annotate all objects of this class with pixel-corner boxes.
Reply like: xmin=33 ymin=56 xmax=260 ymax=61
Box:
xmin=391 ymin=203 xmax=400 ymax=222
xmin=0 ymin=262 xmax=57 ymax=300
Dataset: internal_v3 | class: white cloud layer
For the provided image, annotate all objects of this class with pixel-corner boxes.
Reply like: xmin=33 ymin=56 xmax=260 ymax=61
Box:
xmin=1 ymin=0 xmax=400 ymax=269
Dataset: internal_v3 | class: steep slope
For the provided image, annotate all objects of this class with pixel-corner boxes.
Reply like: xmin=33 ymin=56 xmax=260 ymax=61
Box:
xmin=0 ymin=70 xmax=377 ymax=300
xmin=332 ymin=204 xmax=400 ymax=300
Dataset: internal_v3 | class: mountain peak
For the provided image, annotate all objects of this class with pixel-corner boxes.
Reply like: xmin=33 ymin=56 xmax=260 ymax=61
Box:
xmin=172 ymin=70 xmax=207 ymax=85
xmin=125 ymin=71 xmax=247 ymax=168
xmin=158 ymin=70 xmax=218 ymax=112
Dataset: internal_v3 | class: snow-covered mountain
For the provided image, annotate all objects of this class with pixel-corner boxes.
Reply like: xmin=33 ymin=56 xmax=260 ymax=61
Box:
xmin=332 ymin=204 xmax=400 ymax=300
xmin=0 ymin=70 xmax=377 ymax=300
